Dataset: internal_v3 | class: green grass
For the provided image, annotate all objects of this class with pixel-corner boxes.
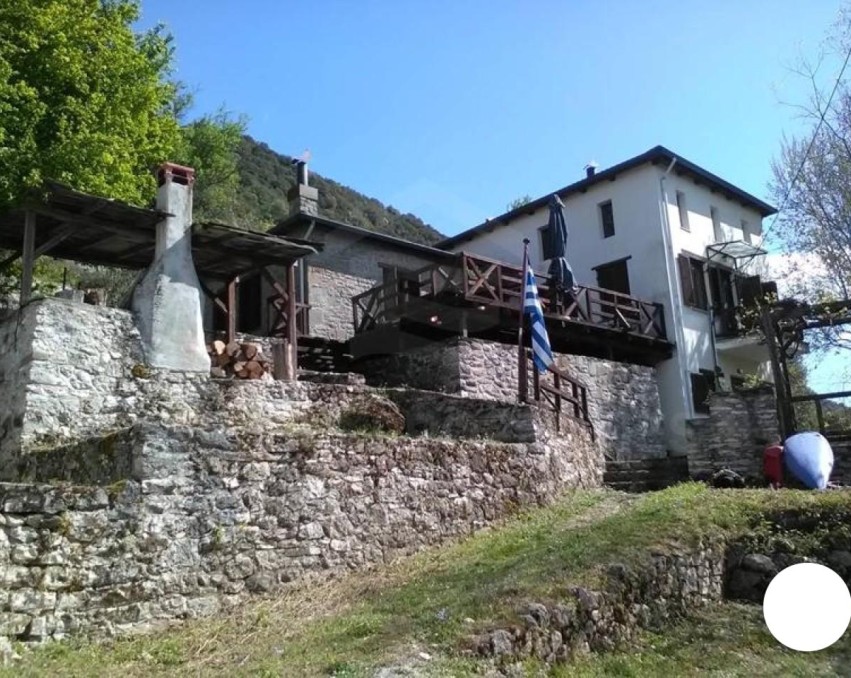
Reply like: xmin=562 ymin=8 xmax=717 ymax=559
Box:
xmin=5 ymin=484 xmax=851 ymax=677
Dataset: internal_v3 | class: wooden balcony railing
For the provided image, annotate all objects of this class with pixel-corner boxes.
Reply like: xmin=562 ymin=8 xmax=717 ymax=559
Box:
xmin=352 ymin=251 xmax=667 ymax=342
xmin=267 ymin=296 xmax=310 ymax=337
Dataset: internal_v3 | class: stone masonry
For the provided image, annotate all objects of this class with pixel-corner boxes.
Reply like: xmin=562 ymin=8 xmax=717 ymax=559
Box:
xmin=361 ymin=337 xmax=667 ymax=460
xmin=685 ymin=386 xmax=779 ymax=480
xmin=0 ymin=298 xmax=602 ymax=645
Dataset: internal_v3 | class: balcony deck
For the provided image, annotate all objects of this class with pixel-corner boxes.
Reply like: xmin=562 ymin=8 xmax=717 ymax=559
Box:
xmin=350 ymin=252 xmax=672 ymax=364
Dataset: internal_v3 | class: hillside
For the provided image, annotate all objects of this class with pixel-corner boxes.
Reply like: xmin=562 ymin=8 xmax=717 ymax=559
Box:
xmin=231 ymin=136 xmax=444 ymax=244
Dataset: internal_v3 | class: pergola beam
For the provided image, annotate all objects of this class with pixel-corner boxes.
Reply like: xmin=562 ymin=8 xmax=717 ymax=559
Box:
xmin=0 ymin=224 xmax=75 ymax=275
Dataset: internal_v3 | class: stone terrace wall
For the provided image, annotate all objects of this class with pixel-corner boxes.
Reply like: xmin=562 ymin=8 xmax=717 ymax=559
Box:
xmin=361 ymin=338 xmax=667 ymax=460
xmin=686 ymin=387 xmax=779 ymax=480
xmin=358 ymin=338 xmax=463 ymax=394
xmin=0 ymin=411 xmax=600 ymax=645
xmin=473 ymin=540 xmax=726 ymax=664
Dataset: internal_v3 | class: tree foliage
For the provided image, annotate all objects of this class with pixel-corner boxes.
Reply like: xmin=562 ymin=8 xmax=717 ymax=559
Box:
xmin=506 ymin=195 xmax=533 ymax=212
xmin=233 ymin=137 xmax=444 ymax=242
xmin=770 ymin=8 xmax=851 ymax=302
xmin=177 ymin=110 xmax=247 ymax=222
xmin=0 ymin=0 xmax=182 ymax=208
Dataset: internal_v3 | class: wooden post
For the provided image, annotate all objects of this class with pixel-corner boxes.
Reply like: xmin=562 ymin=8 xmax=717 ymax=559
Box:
xmin=517 ymin=239 xmax=530 ymax=403
xmin=226 ymin=277 xmax=238 ymax=344
xmin=272 ymin=339 xmax=288 ymax=381
xmin=761 ymin=306 xmax=791 ymax=439
xmin=286 ymin=262 xmax=298 ymax=381
xmin=20 ymin=211 xmax=36 ymax=305
xmin=815 ymin=399 xmax=825 ymax=434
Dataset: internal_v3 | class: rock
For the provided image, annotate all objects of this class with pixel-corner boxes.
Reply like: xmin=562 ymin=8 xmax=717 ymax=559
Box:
xmin=741 ymin=553 xmax=777 ymax=576
xmin=525 ymin=603 xmax=549 ymax=627
xmin=827 ymin=550 xmax=851 ymax=574
xmin=727 ymin=568 xmax=766 ymax=603
xmin=711 ymin=469 xmax=745 ymax=488
xmin=489 ymin=629 xmax=514 ymax=656
xmin=338 ymin=394 xmax=406 ymax=434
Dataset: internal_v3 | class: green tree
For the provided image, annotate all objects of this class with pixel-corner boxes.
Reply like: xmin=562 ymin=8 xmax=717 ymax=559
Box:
xmin=506 ymin=194 xmax=533 ymax=212
xmin=177 ymin=109 xmax=247 ymax=222
xmin=0 ymin=0 xmax=182 ymax=208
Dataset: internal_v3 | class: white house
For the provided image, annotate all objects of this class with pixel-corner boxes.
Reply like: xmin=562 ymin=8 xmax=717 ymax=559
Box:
xmin=438 ymin=146 xmax=778 ymax=453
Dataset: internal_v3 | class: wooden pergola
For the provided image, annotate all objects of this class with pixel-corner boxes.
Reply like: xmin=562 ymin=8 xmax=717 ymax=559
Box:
xmin=762 ymin=299 xmax=851 ymax=441
xmin=0 ymin=182 xmax=320 ymax=379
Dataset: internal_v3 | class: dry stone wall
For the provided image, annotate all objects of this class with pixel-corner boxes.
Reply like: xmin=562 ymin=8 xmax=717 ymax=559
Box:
xmin=361 ymin=338 xmax=667 ymax=460
xmin=0 ymin=298 xmax=604 ymax=646
xmin=0 ymin=411 xmax=600 ymax=646
xmin=473 ymin=541 xmax=727 ymax=666
xmin=685 ymin=387 xmax=779 ymax=480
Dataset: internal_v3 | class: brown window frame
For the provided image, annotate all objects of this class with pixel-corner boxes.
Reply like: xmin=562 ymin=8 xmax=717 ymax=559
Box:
xmin=677 ymin=254 xmax=708 ymax=310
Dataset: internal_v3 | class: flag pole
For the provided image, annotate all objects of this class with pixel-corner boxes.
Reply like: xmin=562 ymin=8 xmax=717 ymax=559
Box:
xmin=518 ymin=238 xmax=530 ymax=403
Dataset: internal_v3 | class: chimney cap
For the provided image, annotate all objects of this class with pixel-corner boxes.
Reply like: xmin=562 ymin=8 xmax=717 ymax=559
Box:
xmin=158 ymin=162 xmax=195 ymax=186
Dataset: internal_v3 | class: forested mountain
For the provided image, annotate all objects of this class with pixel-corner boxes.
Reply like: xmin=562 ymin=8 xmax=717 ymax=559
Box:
xmin=226 ymin=136 xmax=444 ymax=244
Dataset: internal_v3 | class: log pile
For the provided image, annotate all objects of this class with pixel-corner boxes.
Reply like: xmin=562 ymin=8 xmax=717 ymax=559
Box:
xmin=207 ymin=340 xmax=272 ymax=379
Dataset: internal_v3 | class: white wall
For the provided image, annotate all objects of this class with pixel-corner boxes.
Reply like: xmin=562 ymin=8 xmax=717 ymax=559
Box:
xmin=447 ymin=160 xmax=771 ymax=455
xmin=446 ymin=165 xmax=670 ymax=314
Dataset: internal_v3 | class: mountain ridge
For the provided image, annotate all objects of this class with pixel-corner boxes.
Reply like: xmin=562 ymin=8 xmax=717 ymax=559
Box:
xmin=232 ymin=136 xmax=444 ymax=245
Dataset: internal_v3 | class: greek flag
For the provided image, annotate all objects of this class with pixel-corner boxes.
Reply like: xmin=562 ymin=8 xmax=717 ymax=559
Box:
xmin=524 ymin=265 xmax=553 ymax=373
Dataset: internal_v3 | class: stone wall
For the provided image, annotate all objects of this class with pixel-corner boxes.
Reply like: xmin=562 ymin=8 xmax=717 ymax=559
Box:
xmin=0 ymin=299 xmax=146 ymax=479
xmin=0 ymin=300 xmax=604 ymax=644
xmin=305 ymin=266 xmax=375 ymax=342
xmin=358 ymin=338 xmax=463 ymax=393
xmin=686 ymin=387 xmax=779 ymax=480
xmin=0 ymin=406 xmax=600 ymax=645
xmin=361 ymin=338 xmax=667 ymax=460
xmin=0 ymin=307 xmax=35 ymax=467
xmin=473 ymin=540 xmax=726 ymax=664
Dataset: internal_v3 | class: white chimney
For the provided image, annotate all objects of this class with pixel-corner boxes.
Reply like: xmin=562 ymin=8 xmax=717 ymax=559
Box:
xmin=132 ymin=163 xmax=210 ymax=372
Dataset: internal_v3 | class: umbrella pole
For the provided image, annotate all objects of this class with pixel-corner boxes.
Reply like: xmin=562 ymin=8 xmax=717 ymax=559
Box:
xmin=518 ymin=238 xmax=530 ymax=403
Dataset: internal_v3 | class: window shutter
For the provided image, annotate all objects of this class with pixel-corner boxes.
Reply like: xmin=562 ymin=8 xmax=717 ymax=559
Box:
xmin=677 ymin=255 xmax=694 ymax=306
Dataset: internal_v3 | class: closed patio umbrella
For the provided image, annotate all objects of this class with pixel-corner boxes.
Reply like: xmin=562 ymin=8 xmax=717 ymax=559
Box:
xmin=546 ymin=194 xmax=575 ymax=291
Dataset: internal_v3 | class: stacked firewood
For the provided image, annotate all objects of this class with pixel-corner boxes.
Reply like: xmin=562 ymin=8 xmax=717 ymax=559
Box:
xmin=207 ymin=340 xmax=271 ymax=379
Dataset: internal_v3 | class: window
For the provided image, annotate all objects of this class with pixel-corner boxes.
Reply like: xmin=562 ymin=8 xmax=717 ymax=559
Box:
xmin=599 ymin=201 xmax=615 ymax=238
xmin=676 ymin=191 xmax=690 ymax=231
xmin=539 ymin=224 xmax=556 ymax=260
xmin=710 ymin=206 xmax=723 ymax=242
xmin=677 ymin=254 xmax=708 ymax=309
xmin=707 ymin=265 xmax=735 ymax=310
xmin=691 ymin=370 xmax=716 ymax=415
xmin=594 ymin=258 xmax=631 ymax=294
xmin=741 ymin=220 xmax=752 ymax=244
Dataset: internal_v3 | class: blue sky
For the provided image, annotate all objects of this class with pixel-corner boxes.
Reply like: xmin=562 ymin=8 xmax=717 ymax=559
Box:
xmin=140 ymin=0 xmax=844 ymax=236
xmin=139 ymin=1 xmax=847 ymax=392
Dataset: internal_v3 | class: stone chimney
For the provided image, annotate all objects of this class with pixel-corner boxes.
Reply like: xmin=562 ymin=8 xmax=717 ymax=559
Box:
xmin=132 ymin=163 xmax=210 ymax=372
xmin=287 ymin=159 xmax=319 ymax=216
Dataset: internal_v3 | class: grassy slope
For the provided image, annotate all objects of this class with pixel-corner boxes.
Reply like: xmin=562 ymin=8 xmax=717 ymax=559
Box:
xmin=6 ymin=484 xmax=851 ymax=677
